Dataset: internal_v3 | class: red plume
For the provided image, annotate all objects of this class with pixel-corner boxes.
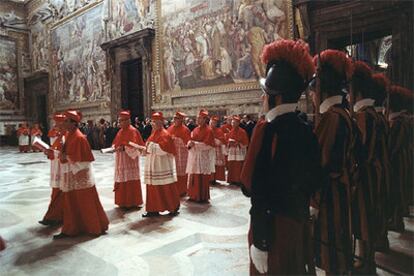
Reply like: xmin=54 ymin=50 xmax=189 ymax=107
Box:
xmin=315 ymin=49 xmax=354 ymax=80
xmin=353 ymin=61 xmax=372 ymax=79
xmin=372 ymin=73 xmax=390 ymax=90
xmin=261 ymin=39 xmax=315 ymax=80
xmin=389 ymin=85 xmax=413 ymax=111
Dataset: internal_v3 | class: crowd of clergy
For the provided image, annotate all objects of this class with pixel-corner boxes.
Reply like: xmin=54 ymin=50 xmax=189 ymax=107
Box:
xmin=1 ymin=38 xmax=413 ymax=276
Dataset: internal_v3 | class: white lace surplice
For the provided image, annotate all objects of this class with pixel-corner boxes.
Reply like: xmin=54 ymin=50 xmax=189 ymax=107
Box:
xmin=214 ymin=138 xmax=225 ymax=166
xmin=173 ymin=137 xmax=188 ymax=176
xmin=50 ymin=150 xmax=61 ymax=188
xmin=60 ymin=161 xmax=96 ymax=192
xmin=227 ymin=145 xmax=247 ymax=161
xmin=18 ymin=135 xmax=29 ymax=146
xmin=114 ymin=150 xmax=140 ymax=183
xmin=186 ymin=141 xmax=216 ymax=175
xmin=144 ymin=142 xmax=177 ymax=185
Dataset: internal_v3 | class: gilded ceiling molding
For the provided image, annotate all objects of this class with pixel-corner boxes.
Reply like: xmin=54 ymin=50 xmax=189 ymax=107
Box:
xmin=50 ymin=0 xmax=103 ymax=30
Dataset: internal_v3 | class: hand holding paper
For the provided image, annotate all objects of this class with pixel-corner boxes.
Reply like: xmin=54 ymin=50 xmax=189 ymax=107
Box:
xmin=32 ymin=136 xmax=50 ymax=152
xmin=100 ymin=147 xmax=115 ymax=154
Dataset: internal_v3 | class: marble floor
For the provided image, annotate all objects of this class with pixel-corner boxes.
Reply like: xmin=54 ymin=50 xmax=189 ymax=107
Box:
xmin=0 ymin=147 xmax=412 ymax=276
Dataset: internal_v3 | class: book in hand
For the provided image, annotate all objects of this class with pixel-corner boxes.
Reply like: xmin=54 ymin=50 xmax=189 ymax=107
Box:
xmin=100 ymin=147 xmax=115 ymax=154
xmin=32 ymin=136 xmax=50 ymax=151
xmin=128 ymin=141 xmax=146 ymax=151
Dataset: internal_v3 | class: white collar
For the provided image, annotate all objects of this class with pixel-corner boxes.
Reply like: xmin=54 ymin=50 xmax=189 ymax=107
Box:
xmin=389 ymin=112 xmax=402 ymax=121
xmin=320 ymin=95 xmax=343 ymax=114
xmin=265 ymin=103 xmax=297 ymax=122
xmin=375 ymin=106 xmax=384 ymax=113
xmin=354 ymin=98 xmax=375 ymax=112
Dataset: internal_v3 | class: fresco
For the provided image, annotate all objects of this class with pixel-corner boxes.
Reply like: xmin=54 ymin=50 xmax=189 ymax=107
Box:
xmin=161 ymin=0 xmax=291 ymax=93
xmin=50 ymin=3 xmax=109 ymax=105
xmin=45 ymin=0 xmax=100 ymax=21
xmin=0 ymin=11 xmax=26 ymax=29
xmin=30 ymin=23 xmax=49 ymax=72
xmin=28 ymin=1 xmax=52 ymax=72
xmin=108 ymin=0 xmax=156 ymax=40
xmin=0 ymin=37 xmax=18 ymax=110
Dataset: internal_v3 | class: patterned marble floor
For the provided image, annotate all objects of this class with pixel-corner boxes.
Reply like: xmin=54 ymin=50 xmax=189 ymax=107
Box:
xmin=0 ymin=147 xmax=412 ymax=276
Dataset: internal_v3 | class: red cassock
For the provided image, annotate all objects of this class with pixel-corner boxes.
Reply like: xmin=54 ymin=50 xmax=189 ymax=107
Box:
xmin=60 ymin=129 xmax=109 ymax=236
xmin=211 ymin=126 xmax=226 ymax=181
xmin=186 ymin=125 xmax=215 ymax=202
xmin=167 ymin=124 xmax=191 ymax=196
xmin=112 ymin=125 xmax=145 ymax=208
xmin=226 ymin=127 xmax=249 ymax=183
xmin=17 ymin=127 xmax=30 ymax=152
xmin=144 ymin=129 xmax=180 ymax=212
xmin=221 ymin=123 xmax=232 ymax=168
xmin=42 ymin=132 xmax=65 ymax=223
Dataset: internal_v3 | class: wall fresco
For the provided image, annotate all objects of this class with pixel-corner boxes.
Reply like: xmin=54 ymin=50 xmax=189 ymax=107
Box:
xmin=160 ymin=0 xmax=291 ymax=93
xmin=50 ymin=3 xmax=109 ymax=105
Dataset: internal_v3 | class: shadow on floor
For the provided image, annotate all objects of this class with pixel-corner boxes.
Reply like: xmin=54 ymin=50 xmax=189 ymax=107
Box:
xmin=13 ymin=235 xmax=99 ymax=266
xmin=128 ymin=216 xmax=174 ymax=234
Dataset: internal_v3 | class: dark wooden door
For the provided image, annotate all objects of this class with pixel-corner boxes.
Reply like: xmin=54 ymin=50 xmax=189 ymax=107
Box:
xmin=37 ymin=95 xmax=48 ymax=141
xmin=121 ymin=59 xmax=144 ymax=121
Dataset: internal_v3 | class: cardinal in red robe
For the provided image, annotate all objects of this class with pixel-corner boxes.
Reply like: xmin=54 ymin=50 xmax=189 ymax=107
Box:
xmin=226 ymin=115 xmax=249 ymax=185
xmin=112 ymin=110 xmax=145 ymax=209
xmin=209 ymin=115 xmax=226 ymax=183
xmin=53 ymin=110 xmax=109 ymax=239
xmin=143 ymin=112 xmax=180 ymax=217
xmin=17 ymin=122 xmax=30 ymax=152
xmin=186 ymin=110 xmax=215 ymax=203
xmin=39 ymin=113 xmax=66 ymax=226
xmin=30 ymin=123 xmax=43 ymax=152
xmin=167 ymin=112 xmax=191 ymax=196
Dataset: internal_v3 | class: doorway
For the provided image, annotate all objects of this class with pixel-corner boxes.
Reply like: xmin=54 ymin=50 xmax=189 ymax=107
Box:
xmin=121 ymin=59 xmax=144 ymax=121
xmin=37 ymin=95 xmax=48 ymax=141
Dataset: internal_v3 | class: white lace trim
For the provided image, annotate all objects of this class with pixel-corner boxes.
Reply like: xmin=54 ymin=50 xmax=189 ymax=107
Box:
xmin=354 ymin=98 xmax=375 ymax=112
xmin=227 ymin=145 xmax=247 ymax=161
xmin=18 ymin=135 xmax=29 ymax=146
xmin=60 ymin=162 xmax=95 ymax=192
xmin=214 ymin=139 xmax=225 ymax=166
xmin=144 ymin=152 xmax=177 ymax=185
xmin=114 ymin=151 xmax=141 ymax=183
xmin=173 ymin=137 xmax=188 ymax=176
xmin=320 ymin=95 xmax=343 ymax=114
xmin=186 ymin=142 xmax=215 ymax=174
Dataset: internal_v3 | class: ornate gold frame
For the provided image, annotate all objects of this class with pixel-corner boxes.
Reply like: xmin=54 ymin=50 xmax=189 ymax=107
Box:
xmin=153 ymin=0 xmax=294 ymax=100
xmin=50 ymin=0 xmax=104 ymax=31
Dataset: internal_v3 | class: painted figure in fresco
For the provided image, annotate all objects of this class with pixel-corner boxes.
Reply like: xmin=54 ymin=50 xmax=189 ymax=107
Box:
xmin=247 ymin=26 xmax=267 ymax=78
xmin=32 ymin=34 xmax=40 ymax=71
xmin=235 ymin=46 xmax=254 ymax=79
xmin=0 ymin=11 xmax=26 ymax=29
xmin=218 ymin=47 xmax=232 ymax=77
xmin=0 ymin=83 xmax=5 ymax=102
xmin=136 ymin=0 xmax=150 ymax=18
xmin=195 ymin=31 xmax=215 ymax=80
xmin=164 ymin=43 xmax=176 ymax=91
xmin=0 ymin=47 xmax=17 ymax=108
xmin=263 ymin=0 xmax=286 ymax=34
